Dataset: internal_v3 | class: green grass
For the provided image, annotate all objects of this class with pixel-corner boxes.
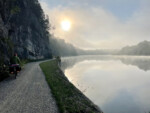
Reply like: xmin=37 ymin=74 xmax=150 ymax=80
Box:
xmin=40 ymin=60 xmax=102 ymax=113
xmin=20 ymin=59 xmax=30 ymax=67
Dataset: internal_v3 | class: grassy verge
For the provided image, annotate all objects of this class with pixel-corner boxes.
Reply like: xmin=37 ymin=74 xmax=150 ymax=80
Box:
xmin=40 ymin=60 xmax=102 ymax=113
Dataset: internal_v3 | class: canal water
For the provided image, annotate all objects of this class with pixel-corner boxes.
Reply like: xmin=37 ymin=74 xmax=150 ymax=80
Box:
xmin=61 ymin=55 xmax=150 ymax=113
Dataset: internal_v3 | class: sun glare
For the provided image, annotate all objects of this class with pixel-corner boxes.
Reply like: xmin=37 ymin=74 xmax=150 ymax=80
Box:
xmin=61 ymin=20 xmax=71 ymax=31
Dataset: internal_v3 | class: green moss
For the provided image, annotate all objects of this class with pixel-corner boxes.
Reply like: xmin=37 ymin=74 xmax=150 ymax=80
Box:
xmin=11 ymin=6 xmax=20 ymax=15
xmin=40 ymin=60 xmax=101 ymax=113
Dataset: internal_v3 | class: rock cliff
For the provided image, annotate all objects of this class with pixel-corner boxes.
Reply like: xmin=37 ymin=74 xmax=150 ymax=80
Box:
xmin=0 ymin=0 xmax=52 ymax=64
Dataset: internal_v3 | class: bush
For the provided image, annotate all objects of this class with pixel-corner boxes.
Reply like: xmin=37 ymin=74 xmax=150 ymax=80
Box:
xmin=0 ymin=65 xmax=9 ymax=81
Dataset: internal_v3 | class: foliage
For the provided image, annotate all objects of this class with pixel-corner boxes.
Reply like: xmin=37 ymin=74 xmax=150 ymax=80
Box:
xmin=10 ymin=6 xmax=20 ymax=15
xmin=40 ymin=60 xmax=101 ymax=113
xmin=0 ymin=36 xmax=14 ymax=67
xmin=0 ymin=0 xmax=52 ymax=60
xmin=3 ymin=37 xmax=14 ymax=53
xmin=49 ymin=37 xmax=78 ymax=56
xmin=0 ymin=64 xmax=9 ymax=81
xmin=119 ymin=41 xmax=150 ymax=55
xmin=29 ymin=0 xmax=50 ymax=31
xmin=20 ymin=59 xmax=29 ymax=67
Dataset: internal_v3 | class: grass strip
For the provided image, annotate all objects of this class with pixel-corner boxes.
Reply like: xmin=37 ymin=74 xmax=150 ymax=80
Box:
xmin=40 ymin=60 xmax=102 ymax=113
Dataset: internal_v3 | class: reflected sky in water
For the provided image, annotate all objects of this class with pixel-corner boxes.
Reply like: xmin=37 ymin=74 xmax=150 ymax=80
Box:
xmin=61 ymin=55 xmax=150 ymax=113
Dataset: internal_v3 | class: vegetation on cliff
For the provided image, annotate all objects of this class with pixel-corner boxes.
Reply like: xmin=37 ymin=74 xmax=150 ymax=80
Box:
xmin=0 ymin=0 xmax=81 ymax=64
xmin=0 ymin=0 xmax=80 ymax=78
xmin=0 ymin=0 xmax=52 ymax=61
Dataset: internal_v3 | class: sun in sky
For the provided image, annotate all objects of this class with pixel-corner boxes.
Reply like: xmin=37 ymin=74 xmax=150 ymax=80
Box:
xmin=61 ymin=20 xmax=71 ymax=31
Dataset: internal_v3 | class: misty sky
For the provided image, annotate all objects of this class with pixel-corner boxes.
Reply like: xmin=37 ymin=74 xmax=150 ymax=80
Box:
xmin=39 ymin=0 xmax=150 ymax=49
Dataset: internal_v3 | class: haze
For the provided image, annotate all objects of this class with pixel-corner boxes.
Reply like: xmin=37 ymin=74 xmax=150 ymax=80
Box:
xmin=39 ymin=0 xmax=150 ymax=50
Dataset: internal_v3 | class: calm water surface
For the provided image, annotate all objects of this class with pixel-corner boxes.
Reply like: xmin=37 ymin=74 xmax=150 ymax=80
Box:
xmin=61 ymin=55 xmax=150 ymax=113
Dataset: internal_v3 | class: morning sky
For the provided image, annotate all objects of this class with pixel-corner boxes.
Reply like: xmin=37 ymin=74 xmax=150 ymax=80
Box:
xmin=39 ymin=0 xmax=150 ymax=49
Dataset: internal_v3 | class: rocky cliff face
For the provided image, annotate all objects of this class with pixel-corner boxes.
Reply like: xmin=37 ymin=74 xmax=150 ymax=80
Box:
xmin=0 ymin=0 xmax=52 ymax=64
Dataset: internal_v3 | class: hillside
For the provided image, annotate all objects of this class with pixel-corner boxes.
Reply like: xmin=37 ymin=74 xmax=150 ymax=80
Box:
xmin=0 ymin=0 xmax=53 ymax=64
xmin=119 ymin=41 xmax=150 ymax=55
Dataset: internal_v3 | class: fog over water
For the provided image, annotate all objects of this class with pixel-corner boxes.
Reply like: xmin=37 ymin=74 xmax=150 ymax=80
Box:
xmin=61 ymin=55 xmax=150 ymax=113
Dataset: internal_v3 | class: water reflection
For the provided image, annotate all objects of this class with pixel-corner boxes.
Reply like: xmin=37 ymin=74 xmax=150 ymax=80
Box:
xmin=103 ymin=90 xmax=141 ymax=113
xmin=61 ymin=55 xmax=150 ymax=71
xmin=61 ymin=55 xmax=150 ymax=113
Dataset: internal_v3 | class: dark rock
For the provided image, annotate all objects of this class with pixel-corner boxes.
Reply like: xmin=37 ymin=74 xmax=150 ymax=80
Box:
xmin=0 ymin=0 xmax=52 ymax=64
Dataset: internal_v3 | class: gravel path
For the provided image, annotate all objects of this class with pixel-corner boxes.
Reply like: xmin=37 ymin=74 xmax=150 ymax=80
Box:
xmin=0 ymin=61 xmax=59 ymax=113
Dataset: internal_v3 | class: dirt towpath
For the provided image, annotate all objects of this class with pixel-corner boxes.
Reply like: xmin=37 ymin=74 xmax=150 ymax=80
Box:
xmin=0 ymin=61 xmax=59 ymax=113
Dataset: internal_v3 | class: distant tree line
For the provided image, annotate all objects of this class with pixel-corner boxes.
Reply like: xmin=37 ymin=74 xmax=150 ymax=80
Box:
xmin=119 ymin=41 xmax=150 ymax=56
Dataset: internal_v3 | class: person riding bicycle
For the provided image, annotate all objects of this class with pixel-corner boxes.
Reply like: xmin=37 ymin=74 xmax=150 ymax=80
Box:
xmin=10 ymin=53 xmax=21 ymax=65
xmin=9 ymin=53 xmax=21 ymax=73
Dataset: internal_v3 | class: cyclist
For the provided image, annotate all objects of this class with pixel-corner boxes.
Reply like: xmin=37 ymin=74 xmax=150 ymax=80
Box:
xmin=9 ymin=53 xmax=21 ymax=73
